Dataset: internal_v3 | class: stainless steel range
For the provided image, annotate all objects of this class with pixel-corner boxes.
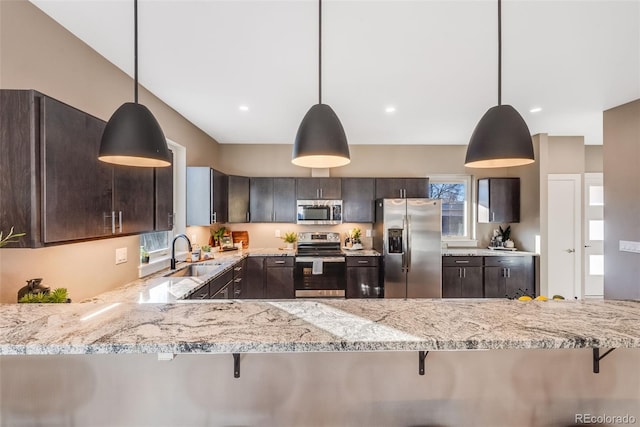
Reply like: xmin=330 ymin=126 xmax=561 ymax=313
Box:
xmin=295 ymin=232 xmax=346 ymax=298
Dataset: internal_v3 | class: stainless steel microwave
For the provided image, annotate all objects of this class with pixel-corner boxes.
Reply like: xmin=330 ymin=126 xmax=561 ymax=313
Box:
xmin=297 ymin=200 xmax=342 ymax=225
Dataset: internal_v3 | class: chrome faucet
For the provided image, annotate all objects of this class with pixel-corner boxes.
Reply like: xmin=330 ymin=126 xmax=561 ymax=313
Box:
xmin=170 ymin=234 xmax=192 ymax=270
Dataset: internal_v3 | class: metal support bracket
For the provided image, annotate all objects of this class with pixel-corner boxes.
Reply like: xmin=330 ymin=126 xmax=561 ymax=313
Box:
xmin=592 ymin=348 xmax=616 ymax=374
xmin=418 ymin=351 xmax=429 ymax=375
xmin=233 ymin=353 xmax=241 ymax=378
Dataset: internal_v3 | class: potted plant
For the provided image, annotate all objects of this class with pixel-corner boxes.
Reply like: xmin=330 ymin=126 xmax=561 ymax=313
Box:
xmin=140 ymin=246 xmax=150 ymax=264
xmin=282 ymin=232 xmax=297 ymax=250
xmin=499 ymin=225 xmax=514 ymax=248
xmin=347 ymin=228 xmax=362 ymax=249
xmin=18 ymin=287 xmax=70 ymax=303
xmin=211 ymin=227 xmax=227 ymax=249
xmin=201 ymin=244 xmax=213 ymax=259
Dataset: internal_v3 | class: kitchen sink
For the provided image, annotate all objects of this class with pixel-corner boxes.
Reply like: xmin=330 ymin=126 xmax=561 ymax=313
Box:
xmin=165 ymin=263 xmax=220 ymax=278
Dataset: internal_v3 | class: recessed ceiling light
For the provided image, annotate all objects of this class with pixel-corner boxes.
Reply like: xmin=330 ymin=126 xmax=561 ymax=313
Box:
xmin=239 ymin=105 xmax=249 ymax=112
xmin=529 ymin=107 xmax=542 ymax=113
xmin=385 ymin=106 xmax=396 ymax=114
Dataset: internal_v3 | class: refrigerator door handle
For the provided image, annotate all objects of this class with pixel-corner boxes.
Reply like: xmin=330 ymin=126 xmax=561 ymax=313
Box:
xmin=406 ymin=215 xmax=411 ymax=272
xmin=402 ymin=215 xmax=408 ymax=271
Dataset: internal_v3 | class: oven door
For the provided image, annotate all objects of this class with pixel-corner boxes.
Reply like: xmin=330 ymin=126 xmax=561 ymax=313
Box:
xmin=294 ymin=257 xmax=346 ymax=298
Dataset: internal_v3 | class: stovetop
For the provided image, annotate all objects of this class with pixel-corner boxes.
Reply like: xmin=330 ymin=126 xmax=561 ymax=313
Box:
xmin=296 ymin=231 xmax=342 ymax=257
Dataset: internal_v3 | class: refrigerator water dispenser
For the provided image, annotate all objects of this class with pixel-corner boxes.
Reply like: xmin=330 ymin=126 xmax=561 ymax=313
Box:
xmin=387 ymin=229 xmax=403 ymax=253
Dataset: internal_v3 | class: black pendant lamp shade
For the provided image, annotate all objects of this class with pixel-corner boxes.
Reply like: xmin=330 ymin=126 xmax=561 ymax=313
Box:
xmin=465 ymin=105 xmax=534 ymax=168
xmin=99 ymin=102 xmax=171 ymax=167
xmin=292 ymin=0 xmax=350 ymax=168
xmin=465 ymin=0 xmax=534 ymax=168
xmin=98 ymin=0 xmax=171 ymax=168
xmin=292 ymin=104 xmax=350 ymax=168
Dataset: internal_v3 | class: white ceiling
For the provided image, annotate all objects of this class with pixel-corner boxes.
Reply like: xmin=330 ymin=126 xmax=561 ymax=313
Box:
xmin=30 ymin=0 xmax=640 ymax=146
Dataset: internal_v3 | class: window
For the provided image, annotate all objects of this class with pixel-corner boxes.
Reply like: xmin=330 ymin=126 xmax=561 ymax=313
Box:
xmin=428 ymin=175 xmax=472 ymax=240
xmin=140 ymin=231 xmax=169 ymax=254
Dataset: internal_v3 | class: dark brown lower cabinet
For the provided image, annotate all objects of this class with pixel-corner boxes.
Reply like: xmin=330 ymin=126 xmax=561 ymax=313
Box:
xmin=346 ymin=257 xmax=381 ymax=298
xmin=483 ymin=256 xmax=534 ymax=299
xmin=442 ymin=257 xmax=483 ymax=298
xmin=209 ymin=270 xmax=233 ymax=299
xmin=188 ymin=283 xmax=209 ymax=300
xmin=232 ymin=258 xmax=247 ymax=299
xmin=265 ymin=257 xmax=294 ymax=299
xmin=244 ymin=256 xmax=266 ymax=299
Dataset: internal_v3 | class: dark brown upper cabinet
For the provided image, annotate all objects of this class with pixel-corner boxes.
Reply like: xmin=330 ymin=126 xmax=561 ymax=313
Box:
xmin=477 ymin=178 xmax=520 ymax=223
xmin=375 ymin=178 xmax=429 ymax=199
xmin=296 ymin=178 xmax=341 ymax=199
xmin=154 ymin=150 xmax=174 ymax=231
xmin=249 ymin=177 xmax=296 ymax=223
xmin=342 ymin=178 xmax=375 ymax=223
xmin=1 ymin=90 xmax=162 ymax=247
xmin=228 ymin=175 xmax=250 ymax=223
xmin=186 ymin=167 xmax=228 ymax=226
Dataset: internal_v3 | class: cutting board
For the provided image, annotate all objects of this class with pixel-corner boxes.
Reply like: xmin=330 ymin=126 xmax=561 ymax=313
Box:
xmin=232 ymin=231 xmax=249 ymax=248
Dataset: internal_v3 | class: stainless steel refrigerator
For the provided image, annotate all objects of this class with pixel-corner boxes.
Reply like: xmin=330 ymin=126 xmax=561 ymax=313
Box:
xmin=373 ymin=198 xmax=442 ymax=298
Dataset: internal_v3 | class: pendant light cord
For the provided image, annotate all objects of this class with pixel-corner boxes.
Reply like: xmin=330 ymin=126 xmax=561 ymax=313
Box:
xmin=498 ymin=0 xmax=501 ymax=106
xmin=134 ymin=0 xmax=139 ymax=104
xmin=318 ymin=0 xmax=322 ymax=105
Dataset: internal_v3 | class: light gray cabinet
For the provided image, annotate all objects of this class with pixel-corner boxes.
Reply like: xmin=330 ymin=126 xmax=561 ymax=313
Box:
xmin=186 ymin=167 xmax=228 ymax=226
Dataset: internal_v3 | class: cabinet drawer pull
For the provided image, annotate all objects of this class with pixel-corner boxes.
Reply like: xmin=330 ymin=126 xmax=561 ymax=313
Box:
xmin=234 ymin=278 xmax=242 ymax=283
xmin=274 ymin=260 xmax=285 ymax=264
xmin=357 ymin=260 xmax=369 ymax=264
xmin=455 ymin=260 xmax=469 ymax=264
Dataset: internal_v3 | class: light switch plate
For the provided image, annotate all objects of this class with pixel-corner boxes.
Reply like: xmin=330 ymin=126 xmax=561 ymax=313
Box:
xmin=115 ymin=247 xmax=127 ymax=264
xmin=365 ymin=229 xmax=372 ymax=238
xmin=275 ymin=229 xmax=281 ymax=238
xmin=619 ymin=240 xmax=640 ymax=253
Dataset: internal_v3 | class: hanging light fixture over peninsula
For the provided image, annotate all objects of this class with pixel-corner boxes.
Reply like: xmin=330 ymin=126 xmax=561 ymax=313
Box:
xmin=99 ymin=0 xmax=171 ymax=168
xmin=292 ymin=0 xmax=350 ymax=168
xmin=465 ymin=0 xmax=534 ymax=168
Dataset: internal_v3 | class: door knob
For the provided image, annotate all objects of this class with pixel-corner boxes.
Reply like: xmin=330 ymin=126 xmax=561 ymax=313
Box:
xmin=565 ymin=249 xmax=575 ymax=253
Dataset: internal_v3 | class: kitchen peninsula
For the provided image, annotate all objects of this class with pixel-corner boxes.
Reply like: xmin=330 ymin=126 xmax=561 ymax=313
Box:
xmin=2 ymin=250 xmax=638 ymax=355
xmin=2 ymin=251 xmax=639 ymax=427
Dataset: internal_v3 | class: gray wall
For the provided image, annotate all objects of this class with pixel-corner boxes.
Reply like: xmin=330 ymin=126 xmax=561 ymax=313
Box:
xmin=603 ymin=99 xmax=640 ymax=299
xmin=1 ymin=349 xmax=639 ymax=426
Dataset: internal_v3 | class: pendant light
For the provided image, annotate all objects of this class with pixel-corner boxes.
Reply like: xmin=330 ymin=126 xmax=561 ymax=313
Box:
xmin=292 ymin=0 xmax=350 ymax=168
xmin=465 ymin=0 xmax=534 ymax=168
xmin=99 ymin=0 xmax=171 ymax=168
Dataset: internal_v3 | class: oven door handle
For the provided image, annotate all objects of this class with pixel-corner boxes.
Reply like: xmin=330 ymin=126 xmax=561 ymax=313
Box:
xmin=295 ymin=257 xmax=345 ymax=263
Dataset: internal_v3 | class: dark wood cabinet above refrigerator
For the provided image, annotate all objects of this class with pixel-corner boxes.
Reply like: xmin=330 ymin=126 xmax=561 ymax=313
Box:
xmin=375 ymin=178 xmax=429 ymax=199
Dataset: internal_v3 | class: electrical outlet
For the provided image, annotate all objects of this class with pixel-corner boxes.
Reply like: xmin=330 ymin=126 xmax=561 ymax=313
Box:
xmin=275 ymin=229 xmax=281 ymax=238
xmin=115 ymin=247 xmax=127 ymax=264
xmin=365 ymin=229 xmax=372 ymax=238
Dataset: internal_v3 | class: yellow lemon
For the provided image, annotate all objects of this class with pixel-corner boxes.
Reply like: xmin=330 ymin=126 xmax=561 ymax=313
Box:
xmin=552 ymin=295 xmax=565 ymax=300
xmin=534 ymin=295 xmax=549 ymax=301
xmin=518 ymin=296 xmax=533 ymax=301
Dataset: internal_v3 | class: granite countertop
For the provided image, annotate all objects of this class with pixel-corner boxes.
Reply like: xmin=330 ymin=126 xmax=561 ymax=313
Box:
xmin=2 ymin=298 xmax=639 ymax=355
xmin=3 ymin=246 xmax=638 ymax=356
xmin=443 ymin=248 xmax=538 ymax=256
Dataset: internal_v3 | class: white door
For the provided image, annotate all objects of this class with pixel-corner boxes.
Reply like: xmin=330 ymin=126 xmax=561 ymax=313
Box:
xmin=547 ymin=174 xmax=582 ymax=299
xmin=583 ymin=173 xmax=604 ymax=298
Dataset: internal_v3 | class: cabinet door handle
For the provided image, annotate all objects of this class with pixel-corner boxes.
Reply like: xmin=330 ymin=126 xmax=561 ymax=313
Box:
xmin=492 ymin=212 xmax=495 ymax=222
xmin=168 ymin=213 xmax=174 ymax=229
xmin=462 ymin=268 xmax=466 ymax=278
xmin=458 ymin=268 xmax=462 ymax=278
xmin=507 ymin=268 xmax=511 ymax=278
xmin=211 ymin=213 xmax=215 ymax=224
xmin=111 ymin=211 xmax=116 ymax=234
xmin=118 ymin=211 xmax=123 ymax=233
xmin=246 ymin=211 xmax=250 ymax=222
xmin=316 ymin=188 xmax=320 ymax=198
xmin=213 ymin=212 xmax=217 ymax=223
